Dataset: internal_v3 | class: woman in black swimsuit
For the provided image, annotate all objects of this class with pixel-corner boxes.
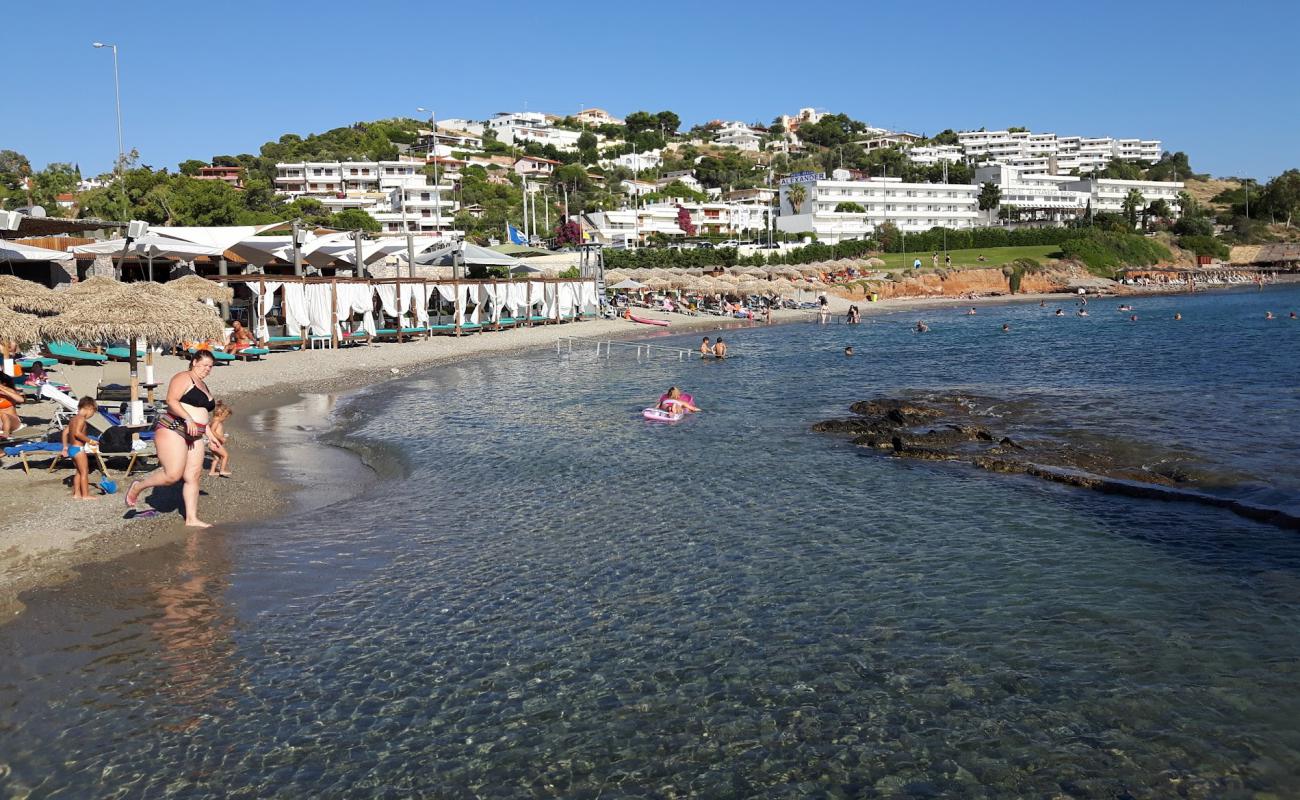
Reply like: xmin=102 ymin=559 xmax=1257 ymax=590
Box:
xmin=127 ymin=350 xmax=217 ymax=527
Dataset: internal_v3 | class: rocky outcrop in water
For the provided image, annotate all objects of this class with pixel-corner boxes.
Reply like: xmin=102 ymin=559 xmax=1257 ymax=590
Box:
xmin=815 ymin=394 xmax=1300 ymax=531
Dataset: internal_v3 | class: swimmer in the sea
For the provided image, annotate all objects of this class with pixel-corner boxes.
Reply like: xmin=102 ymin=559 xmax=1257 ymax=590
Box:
xmin=967 ymin=307 xmax=976 ymax=315
xmin=1174 ymin=312 xmax=1182 ymax=321
xmin=1130 ymin=314 xmax=1138 ymax=322
xmin=1054 ymin=309 xmax=1064 ymax=316
xmin=1001 ymin=323 xmax=1010 ymax=332
xmin=1265 ymin=311 xmax=1275 ymax=320
xmin=915 ymin=321 xmax=929 ymax=333
xmin=844 ymin=346 xmax=854 ymax=356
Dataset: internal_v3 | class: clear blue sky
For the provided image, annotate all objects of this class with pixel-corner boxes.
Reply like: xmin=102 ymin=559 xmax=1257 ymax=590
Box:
xmin=7 ymin=0 xmax=1297 ymax=180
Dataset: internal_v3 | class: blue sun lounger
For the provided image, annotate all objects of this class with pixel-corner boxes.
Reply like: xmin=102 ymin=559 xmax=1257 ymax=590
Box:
xmin=104 ymin=346 xmax=147 ymax=362
xmin=47 ymin=341 xmax=106 ymax=365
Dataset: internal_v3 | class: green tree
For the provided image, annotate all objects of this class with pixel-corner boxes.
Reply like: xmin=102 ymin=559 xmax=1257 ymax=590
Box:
xmin=577 ymin=131 xmax=599 ymax=165
xmin=834 ymin=201 xmax=866 ymax=213
xmin=1122 ymin=188 xmax=1146 ymax=228
xmin=178 ymin=159 xmax=208 ymax=176
xmin=977 ymin=182 xmax=1002 ymax=212
xmin=655 ymin=111 xmax=681 ymax=136
xmin=330 ymin=208 xmax=380 ymax=232
xmin=1259 ymin=169 xmax=1300 ymax=226
xmin=30 ymin=163 xmax=80 ymax=215
xmin=1146 ymin=198 xmax=1172 ymax=220
xmin=786 ymin=183 xmax=806 ymax=213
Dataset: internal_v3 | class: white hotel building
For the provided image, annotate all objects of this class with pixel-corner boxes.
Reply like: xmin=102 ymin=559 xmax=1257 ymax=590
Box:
xmin=955 ymin=130 xmax=1162 ymax=174
xmin=274 ymin=160 xmax=457 ymax=236
xmin=1062 ymin=177 xmax=1184 ymax=216
xmin=776 ymin=176 xmax=979 ymax=243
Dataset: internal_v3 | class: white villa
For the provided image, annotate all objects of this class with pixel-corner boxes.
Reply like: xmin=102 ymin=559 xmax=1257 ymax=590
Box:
xmin=273 ymin=160 xmax=458 ymax=236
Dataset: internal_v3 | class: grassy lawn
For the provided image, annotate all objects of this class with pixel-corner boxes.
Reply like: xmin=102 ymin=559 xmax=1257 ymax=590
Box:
xmin=871 ymin=245 xmax=1062 ymax=273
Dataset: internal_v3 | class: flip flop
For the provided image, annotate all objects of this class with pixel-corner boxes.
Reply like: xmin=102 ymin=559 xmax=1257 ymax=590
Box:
xmin=129 ymin=509 xmax=159 ymax=519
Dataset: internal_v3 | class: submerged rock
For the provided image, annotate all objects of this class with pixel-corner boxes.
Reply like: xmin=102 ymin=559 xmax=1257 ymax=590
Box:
xmin=815 ymin=394 xmax=1300 ymax=531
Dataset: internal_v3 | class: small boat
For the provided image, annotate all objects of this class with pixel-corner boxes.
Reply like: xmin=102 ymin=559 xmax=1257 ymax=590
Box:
xmin=628 ymin=313 xmax=670 ymax=327
xmin=642 ymin=407 xmax=684 ymax=422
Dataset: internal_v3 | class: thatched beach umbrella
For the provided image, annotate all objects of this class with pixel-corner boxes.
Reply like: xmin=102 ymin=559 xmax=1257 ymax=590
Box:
xmin=165 ymin=274 xmax=234 ymax=304
xmin=0 ymin=275 xmax=63 ymax=315
xmin=40 ymin=284 xmax=224 ymax=419
xmin=0 ymin=306 xmax=43 ymax=348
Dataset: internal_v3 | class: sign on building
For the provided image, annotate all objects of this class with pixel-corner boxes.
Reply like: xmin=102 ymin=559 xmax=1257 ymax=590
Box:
xmin=779 ymin=171 xmax=825 ymax=186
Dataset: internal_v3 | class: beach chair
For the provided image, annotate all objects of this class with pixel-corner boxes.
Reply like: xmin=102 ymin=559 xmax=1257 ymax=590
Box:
xmin=104 ymin=346 xmax=147 ymax=362
xmin=232 ymin=346 xmax=270 ymax=361
xmin=188 ymin=347 xmax=237 ymax=364
xmin=45 ymin=444 xmax=109 ymax=477
xmin=266 ymin=335 xmax=306 ymax=350
xmin=46 ymin=341 xmax=106 ymax=365
xmin=17 ymin=356 xmax=58 ymax=370
xmin=96 ymin=361 xmax=134 ymax=403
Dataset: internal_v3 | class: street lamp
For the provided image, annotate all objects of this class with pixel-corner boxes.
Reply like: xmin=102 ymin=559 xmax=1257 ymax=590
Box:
xmin=92 ymin=42 xmax=126 ymax=219
xmin=416 ymin=106 xmax=443 ymax=237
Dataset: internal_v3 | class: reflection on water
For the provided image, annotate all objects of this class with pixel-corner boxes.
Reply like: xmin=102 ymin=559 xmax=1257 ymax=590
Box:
xmin=150 ymin=530 xmax=237 ymax=733
xmin=1 ymin=285 xmax=1299 ymax=797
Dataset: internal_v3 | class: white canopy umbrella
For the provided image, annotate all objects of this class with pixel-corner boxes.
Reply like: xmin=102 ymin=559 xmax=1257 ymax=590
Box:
xmin=608 ymin=278 xmax=647 ymax=290
xmin=149 ymin=222 xmax=287 ymax=252
xmin=0 ymin=240 xmax=75 ymax=263
xmin=305 ymin=237 xmax=410 ymax=269
xmin=71 ymin=235 xmax=225 ymax=280
xmin=229 ymin=231 xmax=354 ymax=268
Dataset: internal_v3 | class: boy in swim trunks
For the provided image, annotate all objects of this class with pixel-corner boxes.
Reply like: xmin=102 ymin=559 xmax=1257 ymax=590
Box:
xmin=61 ymin=397 xmax=97 ymax=499
xmin=700 ymin=337 xmax=712 ymax=358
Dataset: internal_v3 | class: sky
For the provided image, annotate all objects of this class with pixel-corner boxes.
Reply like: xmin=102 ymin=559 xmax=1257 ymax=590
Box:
xmin=5 ymin=0 xmax=1298 ymax=181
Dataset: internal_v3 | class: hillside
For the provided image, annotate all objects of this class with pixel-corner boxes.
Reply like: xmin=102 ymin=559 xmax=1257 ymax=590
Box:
xmin=1183 ymin=177 xmax=1240 ymax=213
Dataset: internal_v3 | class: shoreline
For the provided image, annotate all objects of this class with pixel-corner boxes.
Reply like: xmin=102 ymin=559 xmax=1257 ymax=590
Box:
xmin=2 ymin=280 xmax=1293 ymax=621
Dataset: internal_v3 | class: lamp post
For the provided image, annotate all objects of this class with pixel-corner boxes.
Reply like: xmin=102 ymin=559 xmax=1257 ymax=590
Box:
xmin=92 ymin=41 xmax=126 ymax=217
xmin=417 ymin=107 xmax=442 ymax=238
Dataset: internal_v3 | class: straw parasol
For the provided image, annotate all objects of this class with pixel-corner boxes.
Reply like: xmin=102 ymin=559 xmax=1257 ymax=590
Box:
xmin=165 ymin=275 xmax=235 ymax=304
xmin=40 ymin=283 xmax=225 ymax=418
xmin=0 ymin=306 xmax=43 ymax=348
xmin=0 ymin=275 xmax=63 ymax=315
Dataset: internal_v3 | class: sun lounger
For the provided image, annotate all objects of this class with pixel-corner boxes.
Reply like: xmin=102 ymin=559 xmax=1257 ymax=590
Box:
xmin=47 ymin=341 xmax=106 ymax=365
xmin=104 ymin=347 xmax=147 ymax=362
xmin=232 ymin=346 xmax=269 ymax=361
xmin=17 ymin=356 xmax=57 ymax=369
xmin=188 ymin=347 xmax=236 ymax=363
xmin=266 ymin=335 xmax=306 ymax=350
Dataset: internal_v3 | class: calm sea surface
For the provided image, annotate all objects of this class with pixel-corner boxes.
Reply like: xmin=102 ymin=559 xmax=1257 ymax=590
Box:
xmin=2 ymin=285 xmax=1299 ymax=798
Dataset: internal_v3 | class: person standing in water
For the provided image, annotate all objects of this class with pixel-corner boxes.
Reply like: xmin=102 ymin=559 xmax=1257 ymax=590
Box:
xmin=699 ymin=337 xmax=712 ymax=357
xmin=712 ymin=338 xmax=728 ymax=358
xmin=127 ymin=350 xmax=218 ymax=528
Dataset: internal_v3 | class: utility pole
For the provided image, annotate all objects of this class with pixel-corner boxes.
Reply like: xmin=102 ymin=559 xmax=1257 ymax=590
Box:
xmin=417 ymin=107 xmax=442 ymax=237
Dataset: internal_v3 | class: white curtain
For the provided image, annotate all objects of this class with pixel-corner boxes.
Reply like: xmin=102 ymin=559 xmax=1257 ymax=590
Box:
xmin=558 ymin=283 xmax=577 ymax=318
xmin=306 ymin=284 xmax=335 ymax=337
xmin=543 ymin=283 xmax=558 ymax=318
xmin=579 ymin=280 xmax=598 ymax=315
xmin=528 ymin=281 xmax=545 ymax=318
xmin=468 ymin=285 xmax=483 ymax=325
xmin=480 ymin=283 xmax=500 ymax=323
xmin=436 ymin=283 xmax=461 ymax=326
xmin=244 ymin=280 xmax=282 ymax=340
xmin=283 ymin=283 xmax=310 ymax=336
xmin=337 ymin=283 xmax=376 ymax=336
xmin=399 ymin=283 xmax=430 ymax=327
xmin=375 ymin=285 xmax=400 ymax=327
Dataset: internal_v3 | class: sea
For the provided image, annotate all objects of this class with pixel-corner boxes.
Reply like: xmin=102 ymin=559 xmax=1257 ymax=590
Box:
xmin=2 ymin=284 xmax=1298 ymax=798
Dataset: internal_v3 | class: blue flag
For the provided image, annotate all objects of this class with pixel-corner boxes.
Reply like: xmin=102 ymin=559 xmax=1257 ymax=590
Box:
xmin=508 ymin=224 xmax=527 ymax=245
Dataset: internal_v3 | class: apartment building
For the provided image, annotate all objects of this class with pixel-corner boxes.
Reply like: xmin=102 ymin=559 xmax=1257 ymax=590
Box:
xmin=273 ymin=160 xmax=458 ymax=235
xmin=957 ymin=130 xmax=1162 ymax=174
xmin=196 ymin=165 xmax=243 ymax=188
xmin=600 ymin=150 xmax=663 ymax=172
xmin=1062 ymin=177 xmax=1184 ymax=216
xmin=907 ymin=145 xmax=964 ymax=166
xmin=974 ymin=164 xmax=1091 ymax=225
xmin=776 ymin=177 xmax=979 ymax=243
xmin=575 ymin=107 xmax=623 ymax=126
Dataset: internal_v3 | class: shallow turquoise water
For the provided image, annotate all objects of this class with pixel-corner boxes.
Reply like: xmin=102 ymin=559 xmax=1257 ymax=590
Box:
xmin=2 ymin=285 xmax=1299 ymax=798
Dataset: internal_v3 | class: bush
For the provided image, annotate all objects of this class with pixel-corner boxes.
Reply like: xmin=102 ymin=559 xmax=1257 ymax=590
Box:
xmin=1058 ymin=231 xmax=1171 ymax=278
xmin=1177 ymin=235 xmax=1229 ymax=259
